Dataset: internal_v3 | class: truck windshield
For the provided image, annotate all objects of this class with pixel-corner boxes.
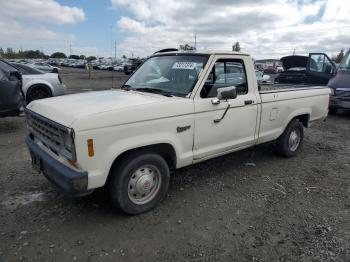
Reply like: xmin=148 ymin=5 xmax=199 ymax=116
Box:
xmin=124 ymin=55 xmax=208 ymax=97
xmin=338 ymin=50 xmax=350 ymax=72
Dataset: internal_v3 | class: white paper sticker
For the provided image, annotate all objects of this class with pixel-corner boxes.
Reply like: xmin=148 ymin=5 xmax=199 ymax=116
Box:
xmin=172 ymin=62 xmax=196 ymax=70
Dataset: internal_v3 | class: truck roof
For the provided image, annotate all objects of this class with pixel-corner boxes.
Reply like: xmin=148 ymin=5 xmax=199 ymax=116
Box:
xmin=153 ymin=50 xmax=250 ymax=56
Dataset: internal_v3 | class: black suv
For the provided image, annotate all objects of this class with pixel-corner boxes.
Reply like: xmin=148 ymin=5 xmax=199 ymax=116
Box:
xmin=276 ymin=53 xmax=336 ymax=85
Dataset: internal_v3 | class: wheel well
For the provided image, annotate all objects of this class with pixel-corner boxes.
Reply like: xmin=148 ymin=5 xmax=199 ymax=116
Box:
xmin=292 ymin=114 xmax=309 ymax=127
xmin=26 ymin=84 xmax=52 ymax=100
xmin=110 ymin=144 xmax=177 ymax=172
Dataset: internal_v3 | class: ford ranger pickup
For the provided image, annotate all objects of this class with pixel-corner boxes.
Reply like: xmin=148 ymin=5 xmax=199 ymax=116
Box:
xmin=25 ymin=51 xmax=330 ymax=214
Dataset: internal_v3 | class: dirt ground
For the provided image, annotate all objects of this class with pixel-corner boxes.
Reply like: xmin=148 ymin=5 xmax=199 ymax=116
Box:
xmin=0 ymin=68 xmax=349 ymax=262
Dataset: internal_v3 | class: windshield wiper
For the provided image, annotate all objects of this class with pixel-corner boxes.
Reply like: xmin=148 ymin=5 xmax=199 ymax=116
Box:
xmin=121 ymin=84 xmax=131 ymax=90
xmin=133 ymin=87 xmax=174 ymax=97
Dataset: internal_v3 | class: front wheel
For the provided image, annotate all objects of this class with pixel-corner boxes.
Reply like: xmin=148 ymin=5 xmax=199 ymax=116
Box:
xmin=108 ymin=152 xmax=170 ymax=215
xmin=276 ymin=119 xmax=304 ymax=157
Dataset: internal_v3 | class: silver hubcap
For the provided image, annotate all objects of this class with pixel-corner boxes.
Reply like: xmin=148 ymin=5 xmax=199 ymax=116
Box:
xmin=289 ymin=129 xmax=300 ymax=152
xmin=128 ymin=165 xmax=161 ymax=205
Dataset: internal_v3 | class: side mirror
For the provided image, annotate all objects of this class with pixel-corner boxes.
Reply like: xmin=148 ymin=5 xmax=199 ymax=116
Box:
xmin=217 ymin=86 xmax=237 ymax=100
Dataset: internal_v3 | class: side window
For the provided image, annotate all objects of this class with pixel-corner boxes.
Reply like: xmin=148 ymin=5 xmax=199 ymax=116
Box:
xmin=309 ymin=54 xmax=334 ymax=74
xmin=201 ymin=59 xmax=248 ymax=98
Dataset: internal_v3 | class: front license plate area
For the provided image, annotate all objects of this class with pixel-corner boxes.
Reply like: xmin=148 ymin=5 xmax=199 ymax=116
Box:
xmin=32 ymin=154 xmax=42 ymax=173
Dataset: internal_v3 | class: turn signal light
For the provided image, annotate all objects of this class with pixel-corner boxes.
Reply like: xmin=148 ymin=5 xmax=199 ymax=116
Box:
xmin=87 ymin=139 xmax=94 ymax=157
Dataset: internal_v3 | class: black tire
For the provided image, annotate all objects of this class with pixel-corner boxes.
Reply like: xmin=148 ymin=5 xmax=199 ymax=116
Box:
xmin=108 ymin=152 xmax=170 ymax=215
xmin=329 ymin=107 xmax=338 ymax=114
xmin=26 ymin=85 xmax=52 ymax=104
xmin=52 ymin=68 xmax=59 ymax=73
xmin=276 ymin=119 xmax=304 ymax=157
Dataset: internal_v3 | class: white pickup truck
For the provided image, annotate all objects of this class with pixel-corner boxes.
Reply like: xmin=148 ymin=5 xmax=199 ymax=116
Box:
xmin=25 ymin=51 xmax=330 ymax=214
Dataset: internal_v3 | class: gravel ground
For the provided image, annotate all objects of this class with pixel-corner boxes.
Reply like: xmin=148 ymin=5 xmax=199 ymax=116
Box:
xmin=0 ymin=68 xmax=349 ymax=262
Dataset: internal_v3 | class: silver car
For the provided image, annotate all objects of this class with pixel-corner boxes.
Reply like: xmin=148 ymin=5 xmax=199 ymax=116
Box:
xmin=31 ymin=62 xmax=61 ymax=73
xmin=12 ymin=63 xmax=65 ymax=104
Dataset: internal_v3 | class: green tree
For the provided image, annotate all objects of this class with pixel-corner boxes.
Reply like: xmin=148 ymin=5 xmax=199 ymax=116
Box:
xmin=79 ymin=55 xmax=86 ymax=60
xmin=69 ymin=54 xmax=80 ymax=60
xmin=232 ymin=42 xmax=241 ymax=52
xmin=335 ymin=49 xmax=344 ymax=63
xmin=179 ymin=44 xmax=195 ymax=51
xmin=122 ymin=54 xmax=127 ymax=59
xmin=51 ymin=52 xmax=67 ymax=59
xmin=86 ymin=56 xmax=97 ymax=61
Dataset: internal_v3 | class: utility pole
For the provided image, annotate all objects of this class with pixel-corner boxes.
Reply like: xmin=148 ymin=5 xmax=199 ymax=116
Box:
xmin=293 ymin=48 xmax=296 ymax=56
xmin=69 ymin=41 xmax=72 ymax=57
xmin=194 ymin=32 xmax=197 ymax=50
xmin=114 ymin=40 xmax=117 ymax=59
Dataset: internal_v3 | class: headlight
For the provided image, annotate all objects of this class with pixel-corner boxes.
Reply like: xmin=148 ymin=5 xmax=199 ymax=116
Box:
xmin=330 ymin=88 xmax=335 ymax=95
xmin=61 ymin=128 xmax=76 ymax=161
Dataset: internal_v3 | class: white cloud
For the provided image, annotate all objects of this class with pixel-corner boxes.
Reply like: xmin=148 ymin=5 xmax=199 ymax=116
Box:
xmin=0 ymin=0 xmax=85 ymax=24
xmin=0 ymin=0 xmax=86 ymax=55
xmin=112 ymin=0 xmax=350 ymax=59
xmin=118 ymin=17 xmax=147 ymax=34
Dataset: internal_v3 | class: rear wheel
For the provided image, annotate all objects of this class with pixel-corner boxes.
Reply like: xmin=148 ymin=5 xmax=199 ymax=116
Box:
xmin=276 ymin=119 xmax=304 ymax=157
xmin=108 ymin=152 xmax=170 ymax=215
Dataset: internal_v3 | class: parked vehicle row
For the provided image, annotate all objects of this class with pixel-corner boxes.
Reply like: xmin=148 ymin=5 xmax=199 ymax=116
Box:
xmin=48 ymin=58 xmax=142 ymax=73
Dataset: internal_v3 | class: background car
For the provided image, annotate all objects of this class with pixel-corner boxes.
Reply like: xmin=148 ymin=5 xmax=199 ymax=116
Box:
xmin=328 ymin=48 xmax=350 ymax=113
xmin=0 ymin=60 xmax=23 ymax=117
xmin=11 ymin=63 xmax=65 ymax=104
xmin=31 ymin=62 xmax=61 ymax=73
xmin=255 ymin=70 xmax=271 ymax=83
xmin=275 ymin=53 xmax=336 ymax=84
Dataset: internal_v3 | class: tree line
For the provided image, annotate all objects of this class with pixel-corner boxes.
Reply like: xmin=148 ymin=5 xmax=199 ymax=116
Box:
xmin=0 ymin=48 xmax=96 ymax=61
xmin=1 ymin=46 xmax=346 ymax=63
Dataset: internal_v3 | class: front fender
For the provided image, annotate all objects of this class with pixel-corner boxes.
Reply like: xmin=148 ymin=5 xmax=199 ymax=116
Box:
xmin=75 ymin=119 xmax=194 ymax=189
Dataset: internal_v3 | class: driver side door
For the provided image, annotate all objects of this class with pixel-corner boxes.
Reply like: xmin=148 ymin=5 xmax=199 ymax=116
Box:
xmin=193 ymin=57 xmax=258 ymax=160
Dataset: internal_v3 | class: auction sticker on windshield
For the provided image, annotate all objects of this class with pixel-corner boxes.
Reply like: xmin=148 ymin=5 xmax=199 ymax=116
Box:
xmin=172 ymin=62 xmax=196 ymax=70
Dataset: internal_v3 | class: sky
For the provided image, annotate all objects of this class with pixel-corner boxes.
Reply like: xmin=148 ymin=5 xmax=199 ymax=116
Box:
xmin=0 ymin=0 xmax=349 ymax=59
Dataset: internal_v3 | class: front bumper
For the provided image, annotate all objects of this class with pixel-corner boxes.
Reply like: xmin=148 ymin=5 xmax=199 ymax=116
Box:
xmin=330 ymin=96 xmax=350 ymax=109
xmin=26 ymin=136 xmax=91 ymax=196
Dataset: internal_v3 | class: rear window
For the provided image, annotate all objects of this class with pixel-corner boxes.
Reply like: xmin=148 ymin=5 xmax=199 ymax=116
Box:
xmin=12 ymin=63 xmax=43 ymax=75
xmin=0 ymin=60 xmax=16 ymax=72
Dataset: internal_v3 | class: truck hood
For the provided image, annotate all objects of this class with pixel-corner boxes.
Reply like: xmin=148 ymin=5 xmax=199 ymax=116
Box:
xmin=281 ymin=55 xmax=308 ymax=70
xmin=26 ymin=89 xmax=169 ymax=127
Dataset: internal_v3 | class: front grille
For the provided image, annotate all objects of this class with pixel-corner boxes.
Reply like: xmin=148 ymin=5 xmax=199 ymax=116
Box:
xmin=26 ymin=110 xmax=71 ymax=158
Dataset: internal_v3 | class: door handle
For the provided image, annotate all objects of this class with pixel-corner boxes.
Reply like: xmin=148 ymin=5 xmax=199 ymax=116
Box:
xmin=244 ymin=100 xmax=254 ymax=105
